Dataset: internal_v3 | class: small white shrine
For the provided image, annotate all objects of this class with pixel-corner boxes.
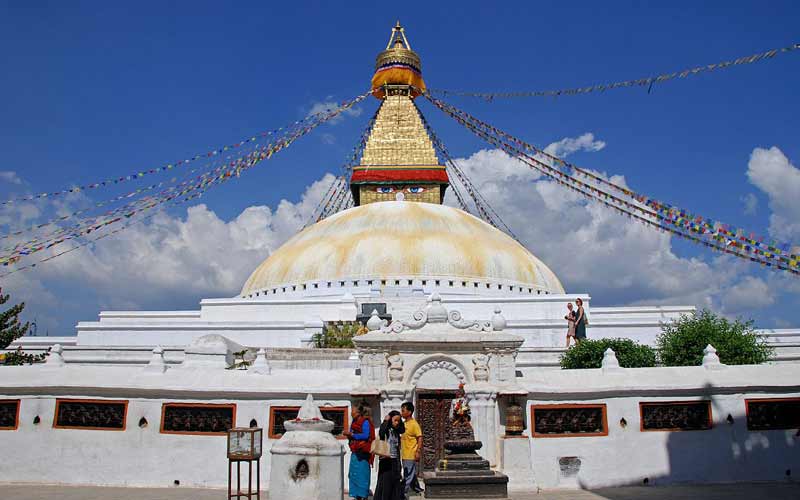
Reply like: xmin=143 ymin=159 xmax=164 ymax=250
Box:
xmin=269 ymin=394 xmax=344 ymax=500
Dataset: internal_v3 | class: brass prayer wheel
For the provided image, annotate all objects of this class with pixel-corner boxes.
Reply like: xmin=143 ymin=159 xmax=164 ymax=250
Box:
xmin=505 ymin=400 xmax=524 ymax=435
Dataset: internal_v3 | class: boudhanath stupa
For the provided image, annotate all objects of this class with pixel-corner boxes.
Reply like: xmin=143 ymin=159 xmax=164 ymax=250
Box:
xmin=2 ymin=23 xmax=798 ymax=493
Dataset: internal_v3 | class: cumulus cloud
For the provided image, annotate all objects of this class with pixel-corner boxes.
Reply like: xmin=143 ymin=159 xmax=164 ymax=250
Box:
xmin=2 ymin=174 xmax=337 ymax=333
xmin=0 ymin=171 xmax=22 ymax=184
xmin=443 ymin=141 xmax=768 ymax=315
xmin=746 ymin=146 xmax=800 ymax=241
xmin=720 ymin=276 xmax=775 ymax=313
xmin=307 ymin=99 xmax=363 ymax=125
xmin=740 ymin=193 xmax=758 ymax=215
xmin=543 ymin=133 xmax=606 ymax=158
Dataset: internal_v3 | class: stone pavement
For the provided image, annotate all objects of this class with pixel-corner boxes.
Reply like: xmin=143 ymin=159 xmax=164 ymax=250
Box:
xmin=1 ymin=482 xmax=798 ymax=500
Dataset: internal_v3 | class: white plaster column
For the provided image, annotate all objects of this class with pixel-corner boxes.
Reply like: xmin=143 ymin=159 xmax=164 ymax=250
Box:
xmin=490 ymin=348 xmax=517 ymax=384
xmin=359 ymin=350 xmax=388 ymax=388
xmin=467 ymin=386 xmax=498 ymax=467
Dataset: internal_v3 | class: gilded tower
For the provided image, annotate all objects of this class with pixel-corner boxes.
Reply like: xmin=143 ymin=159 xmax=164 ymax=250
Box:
xmin=350 ymin=22 xmax=450 ymax=206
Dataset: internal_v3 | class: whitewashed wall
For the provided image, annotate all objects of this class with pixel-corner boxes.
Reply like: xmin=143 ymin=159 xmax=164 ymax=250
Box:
xmin=504 ymin=363 xmax=800 ymax=489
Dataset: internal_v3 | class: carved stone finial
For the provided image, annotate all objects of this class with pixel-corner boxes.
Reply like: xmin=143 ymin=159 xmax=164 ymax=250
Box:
xmin=144 ymin=346 xmax=166 ymax=373
xmin=46 ymin=343 xmax=64 ymax=367
xmin=702 ymin=344 xmax=725 ymax=370
xmin=367 ymin=309 xmax=384 ymax=331
xmin=249 ymin=348 xmax=271 ymax=375
xmin=427 ymin=293 xmax=448 ymax=323
xmin=601 ymin=348 xmax=621 ymax=371
xmin=491 ymin=306 xmax=506 ymax=331
xmin=284 ymin=394 xmax=334 ymax=433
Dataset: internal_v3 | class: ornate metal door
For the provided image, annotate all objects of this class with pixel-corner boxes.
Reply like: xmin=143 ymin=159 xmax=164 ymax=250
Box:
xmin=416 ymin=390 xmax=457 ymax=472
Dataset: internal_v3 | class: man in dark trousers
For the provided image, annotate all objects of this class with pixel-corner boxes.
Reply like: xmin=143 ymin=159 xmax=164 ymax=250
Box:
xmin=400 ymin=401 xmax=424 ymax=497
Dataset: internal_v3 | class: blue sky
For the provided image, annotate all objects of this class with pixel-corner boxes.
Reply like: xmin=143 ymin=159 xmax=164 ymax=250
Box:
xmin=1 ymin=1 xmax=799 ymax=334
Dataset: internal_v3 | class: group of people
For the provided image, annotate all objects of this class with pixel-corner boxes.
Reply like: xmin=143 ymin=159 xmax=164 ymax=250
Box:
xmin=343 ymin=401 xmax=424 ymax=500
xmin=565 ymin=297 xmax=587 ymax=348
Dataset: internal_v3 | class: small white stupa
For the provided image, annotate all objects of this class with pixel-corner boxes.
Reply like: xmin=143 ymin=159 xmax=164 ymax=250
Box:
xmin=269 ymin=394 xmax=345 ymax=500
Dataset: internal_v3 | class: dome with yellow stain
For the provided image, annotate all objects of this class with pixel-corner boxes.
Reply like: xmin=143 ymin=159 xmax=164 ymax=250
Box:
xmin=241 ymin=201 xmax=564 ymax=297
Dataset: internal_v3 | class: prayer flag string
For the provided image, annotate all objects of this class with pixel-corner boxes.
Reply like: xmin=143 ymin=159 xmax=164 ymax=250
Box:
xmin=431 ymin=92 xmax=800 ymax=264
xmin=429 ymin=42 xmax=800 ymax=101
xmin=0 ymin=91 xmax=371 ymax=271
xmin=423 ymin=92 xmax=800 ymax=276
xmin=0 ymin=99 xmax=362 ymax=206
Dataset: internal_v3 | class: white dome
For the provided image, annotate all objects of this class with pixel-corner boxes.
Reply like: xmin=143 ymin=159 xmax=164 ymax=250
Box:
xmin=241 ymin=201 xmax=564 ymax=296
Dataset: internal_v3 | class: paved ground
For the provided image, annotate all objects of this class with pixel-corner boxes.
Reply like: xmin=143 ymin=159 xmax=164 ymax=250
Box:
xmin=1 ymin=482 xmax=798 ymax=500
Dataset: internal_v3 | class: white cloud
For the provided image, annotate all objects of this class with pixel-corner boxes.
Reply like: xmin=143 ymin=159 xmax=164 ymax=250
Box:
xmin=307 ymin=100 xmax=363 ymax=125
xmin=720 ymin=276 xmax=775 ymax=313
xmin=543 ymin=132 xmax=606 ymax=158
xmin=0 ymin=171 xmax=22 ymax=184
xmin=746 ymin=146 xmax=800 ymax=241
xmin=320 ymin=133 xmax=336 ymax=145
xmin=740 ymin=193 xmax=758 ymax=215
xmin=443 ymin=144 xmax=768 ymax=315
xmin=2 ymin=174 xmax=337 ymax=332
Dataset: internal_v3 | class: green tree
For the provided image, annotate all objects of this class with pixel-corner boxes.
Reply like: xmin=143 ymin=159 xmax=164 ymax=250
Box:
xmin=0 ymin=289 xmax=45 ymax=365
xmin=560 ymin=338 xmax=657 ymax=369
xmin=0 ymin=289 xmax=31 ymax=349
xmin=657 ymin=309 xmax=773 ymax=366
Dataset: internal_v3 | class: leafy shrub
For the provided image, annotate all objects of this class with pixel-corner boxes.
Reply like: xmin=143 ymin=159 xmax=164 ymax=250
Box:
xmin=312 ymin=322 xmax=362 ymax=348
xmin=657 ymin=309 xmax=772 ymax=366
xmin=560 ymin=338 xmax=657 ymax=369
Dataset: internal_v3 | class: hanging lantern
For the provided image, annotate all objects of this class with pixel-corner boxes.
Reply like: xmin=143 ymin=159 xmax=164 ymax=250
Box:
xmin=505 ymin=400 xmax=524 ymax=436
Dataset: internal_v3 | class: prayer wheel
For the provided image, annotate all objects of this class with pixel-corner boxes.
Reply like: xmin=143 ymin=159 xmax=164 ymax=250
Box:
xmin=505 ymin=400 xmax=524 ymax=435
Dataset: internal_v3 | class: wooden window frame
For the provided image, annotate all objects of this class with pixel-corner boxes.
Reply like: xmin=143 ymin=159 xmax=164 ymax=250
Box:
xmin=530 ymin=403 xmax=608 ymax=438
xmin=268 ymin=405 xmax=349 ymax=439
xmin=639 ymin=400 xmax=713 ymax=432
xmin=745 ymin=397 xmax=800 ymax=431
xmin=159 ymin=402 xmax=236 ymax=436
xmin=0 ymin=399 xmax=21 ymax=430
xmin=53 ymin=398 xmax=128 ymax=431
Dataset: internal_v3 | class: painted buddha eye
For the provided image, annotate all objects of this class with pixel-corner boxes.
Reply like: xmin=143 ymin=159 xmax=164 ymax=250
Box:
xmin=376 ymin=187 xmax=394 ymax=193
xmin=407 ymin=186 xmax=425 ymax=194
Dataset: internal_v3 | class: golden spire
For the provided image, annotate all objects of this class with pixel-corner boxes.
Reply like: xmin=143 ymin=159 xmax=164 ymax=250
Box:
xmin=371 ymin=21 xmax=426 ymax=99
xmin=351 ymin=23 xmax=447 ymax=206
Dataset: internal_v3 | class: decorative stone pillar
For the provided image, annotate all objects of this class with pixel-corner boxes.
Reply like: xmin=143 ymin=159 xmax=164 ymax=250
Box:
xmin=269 ymin=394 xmax=345 ymax=500
xmin=46 ymin=344 xmax=65 ymax=367
xmin=490 ymin=348 xmax=516 ymax=384
xmin=144 ymin=346 xmax=166 ymax=373
xmin=466 ymin=385 xmax=498 ymax=467
xmin=249 ymin=348 xmax=271 ymax=375
xmin=376 ymin=353 xmax=409 ymax=417
xmin=358 ymin=349 xmax=388 ymax=388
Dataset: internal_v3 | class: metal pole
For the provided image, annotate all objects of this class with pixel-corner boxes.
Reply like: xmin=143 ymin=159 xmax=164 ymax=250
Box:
xmin=237 ymin=461 xmax=241 ymax=497
xmin=256 ymin=458 xmax=261 ymax=500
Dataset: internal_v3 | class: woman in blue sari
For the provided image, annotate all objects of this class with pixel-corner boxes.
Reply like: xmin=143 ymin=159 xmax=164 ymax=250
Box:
xmin=343 ymin=403 xmax=374 ymax=500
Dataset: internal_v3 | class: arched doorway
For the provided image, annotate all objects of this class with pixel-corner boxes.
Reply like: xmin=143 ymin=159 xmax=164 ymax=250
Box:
xmin=411 ymin=358 xmax=466 ymax=472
